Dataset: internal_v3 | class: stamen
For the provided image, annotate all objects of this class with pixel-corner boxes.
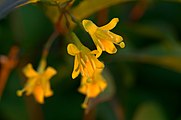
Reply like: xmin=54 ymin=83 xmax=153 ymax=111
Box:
xmin=119 ymin=42 xmax=125 ymax=48
xmin=16 ymin=89 xmax=25 ymax=96
xmin=80 ymin=58 xmax=86 ymax=67
xmin=81 ymin=96 xmax=89 ymax=109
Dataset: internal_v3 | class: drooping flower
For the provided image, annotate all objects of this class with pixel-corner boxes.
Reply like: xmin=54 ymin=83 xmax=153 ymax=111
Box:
xmin=78 ymin=69 xmax=107 ymax=108
xmin=17 ymin=63 xmax=57 ymax=104
xmin=67 ymin=43 xmax=104 ymax=79
xmin=82 ymin=18 xmax=125 ymax=57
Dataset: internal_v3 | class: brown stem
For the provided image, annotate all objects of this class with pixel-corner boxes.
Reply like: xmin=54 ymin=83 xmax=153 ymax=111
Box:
xmin=25 ymin=96 xmax=44 ymax=120
xmin=129 ymin=0 xmax=149 ymax=21
xmin=83 ymin=107 xmax=96 ymax=120
xmin=0 ymin=46 xmax=19 ymax=97
xmin=42 ymin=30 xmax=60 ymax=59
xmin=110 ymin=98 xmax=125 ymax=120
xmin=97 ymin=8 xmax=108 ymax=26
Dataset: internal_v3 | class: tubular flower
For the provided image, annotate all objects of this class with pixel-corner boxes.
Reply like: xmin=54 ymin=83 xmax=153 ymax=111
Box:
xmin=17 ymin=63 xmax=57 ymax=104
xmin=82 ymin=18 xmax=125 ymax=57
xmin=67 ymin=43 xmax=104 ymax=79
xmin=78 ymin=70 xmax=107 ymax=108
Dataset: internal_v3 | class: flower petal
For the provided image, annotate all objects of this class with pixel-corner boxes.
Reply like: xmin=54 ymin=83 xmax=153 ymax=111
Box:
xmin=95 ymin=74 xmax=107 ymax=91
xmin=100 ymin=39 xmax=117 ymax=54
xmin=78 ymin=85 xmax=86 ymax=95
xmin=108 ymin=31 xmax=123 ymax=43
xmin=43 ymin=67 xmax=57 ymax=80
xmin=91 ymin=35 xmax=104 ymax=57
xmin=24 ymin=78 xmax=37 ymax=95
xmin=100 ymin=18 xmax=119 ymax=30
xmin=67 ymin=43 xmax=80 ymax=56
xmin=72 ymin=55 xmax=80 ymax=79
xmin=95 ymin=46 xmax=103 ymax=58
xmin=33 ymin=85 xmax=44 ymax=104
xmin=23 ymin=64 xmax=38 ymax=78
xmin=82 ymin=20 xmax=97 ymax=34
xmin=90 ymin=50 xmax=99 ymax=55
xmin=87 ymin=84 xmax=100 ymax=97
xmin=91 ymin=57 xmax=104 ymax=70
xmin=43 ymin=81 xmax=53 ymax=97
xmin=41 ymin=67 xmax=56 ymax=97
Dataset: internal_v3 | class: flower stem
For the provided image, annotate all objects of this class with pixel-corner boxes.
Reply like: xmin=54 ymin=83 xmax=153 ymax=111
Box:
xmin=70 ymin=32 xmax=83 ymax=48
xmin=42 ymin=30 xmax=59 ymax=59
xmin=37 ymin=30 xmax=59 ymax=73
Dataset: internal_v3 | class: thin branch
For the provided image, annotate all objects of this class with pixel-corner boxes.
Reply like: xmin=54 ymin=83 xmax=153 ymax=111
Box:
xmin=0 ymin=46 xmax=19 ymax=97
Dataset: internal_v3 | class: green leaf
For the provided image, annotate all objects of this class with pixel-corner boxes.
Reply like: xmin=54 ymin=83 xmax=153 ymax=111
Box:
xmin=71 ymin=0 xmax=134 ymax=20
xmin=44 ymin=0 xmax=134 ymax=25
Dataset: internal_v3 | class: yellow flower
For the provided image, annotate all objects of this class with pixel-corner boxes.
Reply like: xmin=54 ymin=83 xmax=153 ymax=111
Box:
xmin=67 ymin=43 xmax=104 ymax=79
xmin=29 ymin=0 xmax=39 ymax=3
xmin=16 ymin=0 xmax=39 ymax=8
xmin=17 ymin=63 xmax=57 ymax=104
xmin=78 ymin=70 xmax=107 ymax=108
xmin=82 ymin=18 xmax=125 ymax=57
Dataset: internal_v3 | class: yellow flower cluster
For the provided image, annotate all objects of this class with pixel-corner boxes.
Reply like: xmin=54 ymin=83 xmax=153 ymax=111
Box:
xmin=17 ymin=18 xmax=124 ymax=108
xmin=67 ymin=18 xmax=125 ymax=108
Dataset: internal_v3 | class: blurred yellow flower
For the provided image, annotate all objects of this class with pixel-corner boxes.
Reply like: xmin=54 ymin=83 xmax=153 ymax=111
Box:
xmin=16 ymin=0 xmax=39 ymax=8
xmin=18 ymin=0 xmax=71 ymax=7
xmin=67 ymin=43 xmax=104 ymax=79
xmin=29 ymin=0 xmax=39 ymax=3
xmin=78 ymin=70 xmax=107 ymax=108
xmin=82 ymin=18 xmax=125 ymax=57
xmin=17 ymin=63 xmax=57 ymax=104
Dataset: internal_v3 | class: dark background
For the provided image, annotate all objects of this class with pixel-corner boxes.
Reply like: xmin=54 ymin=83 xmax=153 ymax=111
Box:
xmin=0 ymin=0 xmax=181 ymax=120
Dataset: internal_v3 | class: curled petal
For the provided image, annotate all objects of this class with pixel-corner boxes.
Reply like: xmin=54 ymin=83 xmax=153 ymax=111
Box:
xmin=43 ymin=67 xmax=57 ymax=80
xmin=72 ymin=55 xmax=80 ymax=79
xmin=90 ymin=50 xmax=99 ymax=55
xmin=95 ymin=46 xmax=103 ymax=58
xmin=90 ymin=49 xmax=102 ymax=58
xmin=100 ymin=18 xmax=119 ymax=30
xmin=92 ymin=57 xmax=104 ymax=70
xmin=108 ymin=31 xmax=123 ymax=43
xmin=67 ymin=43 xmax=80 ymax=56
xmin=23 ymin=64 xmax=38 ymax=78
xmin=101 ymin=39 xmax=117 ymax=54
xmin=82 ymin=20 xmax=97 ymax=34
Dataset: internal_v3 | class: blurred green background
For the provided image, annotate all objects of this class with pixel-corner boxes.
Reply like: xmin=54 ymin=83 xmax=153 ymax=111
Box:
xmin=0 ymin=0 xmax=181 ymax=120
